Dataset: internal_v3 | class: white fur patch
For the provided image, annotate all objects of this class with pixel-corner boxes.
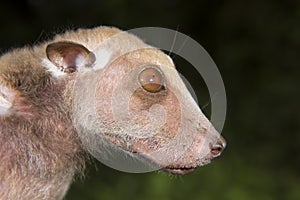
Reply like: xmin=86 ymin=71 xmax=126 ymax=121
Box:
xmin=0 ymin=85 xmax=12 ymax=116
xmin=0 ymin=97 xmax=11 ymax=115
xmin=42 ymin=58 xmax=66 ymax=78
xmin=93 ymin=49 xmax=112 ymax=71
xmin=75 ymin=54 xmax=87 ymax=68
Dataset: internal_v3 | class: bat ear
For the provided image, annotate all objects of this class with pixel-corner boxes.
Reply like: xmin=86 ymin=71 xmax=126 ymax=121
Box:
xmin=46 ymin=41 xmax=96 ymax=74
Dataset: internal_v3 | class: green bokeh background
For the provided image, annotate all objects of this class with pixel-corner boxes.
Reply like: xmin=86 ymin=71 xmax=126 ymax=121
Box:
xmin=1 ymin=0 xmax=299 ymax=199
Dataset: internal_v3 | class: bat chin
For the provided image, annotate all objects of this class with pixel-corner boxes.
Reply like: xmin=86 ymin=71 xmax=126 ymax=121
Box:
xmin=162 ymin=167 xmax=196 ymax=175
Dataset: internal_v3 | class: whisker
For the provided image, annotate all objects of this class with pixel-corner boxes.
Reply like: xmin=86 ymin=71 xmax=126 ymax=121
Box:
xmin=168 ymin=25 xmax=180 ymax=56
xmin=175 ymin=35 xmax=189 ymax=57
xmin=202 ymin=91 xmax=221 ymax=110
xmin=201 ymin=100 xmax=211 ymax=110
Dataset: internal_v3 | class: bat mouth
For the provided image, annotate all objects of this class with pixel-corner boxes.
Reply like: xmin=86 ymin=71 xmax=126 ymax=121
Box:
xmin=162 ymin=166 xmax=196 ymax=175
xmin=161 ymin=157 xmax=213 ymax=175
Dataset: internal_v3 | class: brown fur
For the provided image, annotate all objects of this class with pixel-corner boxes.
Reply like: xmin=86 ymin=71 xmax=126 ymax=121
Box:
xmin=0 ymin=47 xmax=85 ymax=199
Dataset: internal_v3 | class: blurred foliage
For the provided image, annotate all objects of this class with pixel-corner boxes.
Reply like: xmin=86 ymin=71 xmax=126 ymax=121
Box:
xmin=0 ymin=0 xmax=300 ymax=199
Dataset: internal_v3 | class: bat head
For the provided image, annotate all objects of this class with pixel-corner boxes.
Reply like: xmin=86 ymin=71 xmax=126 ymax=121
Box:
xmin=1 ymin=27 xmax=226 ymax=175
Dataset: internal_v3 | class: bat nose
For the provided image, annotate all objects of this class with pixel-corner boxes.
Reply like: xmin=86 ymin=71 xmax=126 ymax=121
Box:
xmin=210 ymin=135 xmax=226 ymax=157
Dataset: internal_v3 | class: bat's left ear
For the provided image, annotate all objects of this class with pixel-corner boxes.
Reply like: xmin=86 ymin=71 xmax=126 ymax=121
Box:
xmin=46 ymin=41 xmax=96 ymax=74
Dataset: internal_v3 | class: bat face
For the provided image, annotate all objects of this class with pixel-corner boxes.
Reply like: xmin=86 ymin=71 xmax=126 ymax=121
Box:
xmin=0 ymin=26 xmax=225 ymax=200
xmin=77 ymin=50 xmax=226 ymax=174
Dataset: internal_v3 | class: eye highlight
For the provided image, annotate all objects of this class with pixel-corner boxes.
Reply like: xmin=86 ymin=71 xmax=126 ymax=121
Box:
xmin=138 ymin=66 xmax=165 ymax=93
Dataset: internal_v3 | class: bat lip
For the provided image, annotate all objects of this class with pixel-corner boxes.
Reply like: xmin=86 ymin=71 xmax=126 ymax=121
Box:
xmin=162 ymin=166 xmax=196 ymax=175
xmin=160 ymin=156 xmax=213 ymax=175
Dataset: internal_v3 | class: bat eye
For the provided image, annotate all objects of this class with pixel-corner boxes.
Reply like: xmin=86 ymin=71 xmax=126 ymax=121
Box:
xmin=138 ymin=66 xmax=165 ymax=93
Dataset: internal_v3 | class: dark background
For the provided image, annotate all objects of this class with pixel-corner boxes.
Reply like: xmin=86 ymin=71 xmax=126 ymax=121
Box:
xmin=1 ymin=0 xmax=299 ymax=199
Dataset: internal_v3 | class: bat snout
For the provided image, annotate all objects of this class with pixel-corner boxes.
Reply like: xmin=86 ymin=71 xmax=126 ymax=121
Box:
xmin=210 ymin=135 xmax=226 ymax=158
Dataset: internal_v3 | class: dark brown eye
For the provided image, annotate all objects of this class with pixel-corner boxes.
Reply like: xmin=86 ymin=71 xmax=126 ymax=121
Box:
xmin=138 ymin=66 xmax=165 ymax=93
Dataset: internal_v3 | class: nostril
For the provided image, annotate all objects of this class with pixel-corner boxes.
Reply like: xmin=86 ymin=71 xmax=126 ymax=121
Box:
xmin=211 ymin=144 xmax=223 ymax=156
xmin=210 ymin=136 xmax=226 ymax=157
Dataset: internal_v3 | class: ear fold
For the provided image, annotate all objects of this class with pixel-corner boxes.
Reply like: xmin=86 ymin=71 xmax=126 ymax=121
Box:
xmin=46 ymin=41 xmax=96 ymax=74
